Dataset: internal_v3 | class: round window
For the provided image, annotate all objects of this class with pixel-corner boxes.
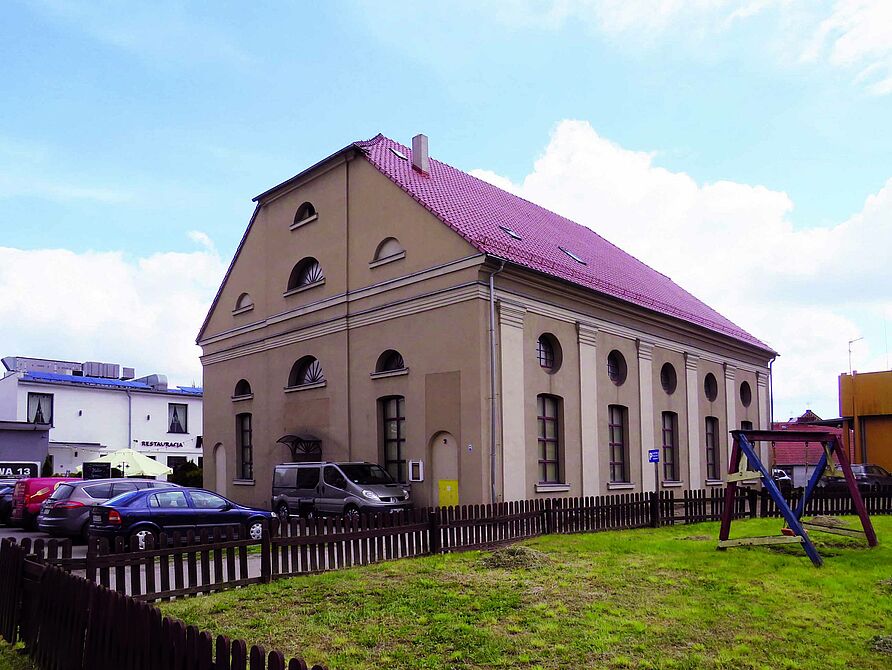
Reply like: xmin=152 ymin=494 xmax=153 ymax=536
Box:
xmin=704 ymin=373 xmax=718 ymax=401
xmin=607 ymin=350 xmax=627 ymax=386
xmin=660 ymin=363 xmax=677 ymax=394
xmin=536 ymin=334 xmax=562 ymax=373
xmin=740 ymin=381 xmax=752 ymax=407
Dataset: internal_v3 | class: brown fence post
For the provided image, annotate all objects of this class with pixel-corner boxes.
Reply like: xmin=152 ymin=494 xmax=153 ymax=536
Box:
xmin=649 ymin=491 xmax=660 ymax=528
xmin=747 ymin=488 xmax=758 ymax=519
xmin=260 ymin=520 xmax=271 ymax=584
xmin=428 ymin=509 xmax=441 ymax=555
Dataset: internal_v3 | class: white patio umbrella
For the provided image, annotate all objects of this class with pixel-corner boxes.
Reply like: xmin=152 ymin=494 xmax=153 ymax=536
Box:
xmin=81 ymin=448 xmax=173 ymax=477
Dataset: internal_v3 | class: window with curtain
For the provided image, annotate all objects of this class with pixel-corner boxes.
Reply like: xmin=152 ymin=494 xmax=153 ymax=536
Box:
xmin=27 ymin=392 xmax=53 ymax=424
xmin=536 ymin=394 xmax=562 ymax=483
xmin=380 ymin=396 xmax=406 ymax=483
xmin=661 ymin=412 xmax=679 ymax=482
xmin=168 ymin=403 xmax=188 ymax=433
xmin=705 ymin=416 xmax=719 ymax=480
xmin=237 ymin=413 xmax=253 ymax=480
xmin=608 ymin=405 xmax=629 ymax=483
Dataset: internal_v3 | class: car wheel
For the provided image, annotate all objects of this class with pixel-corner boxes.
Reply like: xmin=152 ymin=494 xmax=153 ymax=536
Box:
xmin=246 ymin=519 xmax=264 ymax=541
xmin=276 ymin=503 xmax=290 ymax=528
xmin=343 ymin=505 xmax=360 ymax=521
xmin=131 ymin=528 xmax=157 ymax=551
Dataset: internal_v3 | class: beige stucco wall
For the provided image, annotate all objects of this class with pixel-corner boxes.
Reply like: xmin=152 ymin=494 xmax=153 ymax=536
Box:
xmin=201 ymin=152 xmax=776 ymax=509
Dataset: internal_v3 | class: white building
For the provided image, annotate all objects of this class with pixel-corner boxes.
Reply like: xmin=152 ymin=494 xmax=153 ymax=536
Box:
xmin=0 ymin=356 xmax=203 ymax=477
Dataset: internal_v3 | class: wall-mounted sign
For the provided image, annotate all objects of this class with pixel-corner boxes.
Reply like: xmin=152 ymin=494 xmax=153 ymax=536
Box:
xmin=83 ymin=462 xmax=112 ymax=480
xmin=139 ymin=441 xmax=184 ymax=448
xmin=408 ymin=460 xmax=424 ymax=482
xmin=0 ymin=461 xmax=40 ymax=478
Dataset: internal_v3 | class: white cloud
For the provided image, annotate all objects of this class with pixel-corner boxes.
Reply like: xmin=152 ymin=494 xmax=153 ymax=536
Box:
xmin=490 ymin=1 xmax=892 ymax=94
xmin=472 ymin=120 xmax=892 ymax=418
xmin=0 ymin=234 xmax=225 ymax=388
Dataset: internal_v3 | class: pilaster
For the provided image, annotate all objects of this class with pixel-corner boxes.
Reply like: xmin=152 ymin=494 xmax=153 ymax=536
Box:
xmin=756 ymin=371 xmax=770 ymax=464
xmin=685 ymin=353 xmax=702 ymax=485
xmin=499 ymin=302 xmax=527 ymax=501
xmin=577 ymin=322 xmax=600 ymax=495
xmin=637 ymin=340 xmax=656 ymax=491
xmin=724 ymin=364 xmax=737 ymax=473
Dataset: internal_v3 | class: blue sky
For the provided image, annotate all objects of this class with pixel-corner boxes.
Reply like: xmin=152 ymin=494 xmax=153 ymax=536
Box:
xmin=2 ymin=1 xmax=891 ymax=419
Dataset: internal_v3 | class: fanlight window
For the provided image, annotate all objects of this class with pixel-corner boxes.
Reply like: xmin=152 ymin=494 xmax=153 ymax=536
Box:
xmin=287 ymin=258 xmax=324 ymax=291
xmin=235 ymin=292 xmax=253 ymax=311
xmin=376 ymin=350 xmax=405 ymax=373
xmin=374 ymin=237 xmax=404 ymax=262
xmin=294 ymin=202 xmax=316 ymax=224
xmin=704 ymin=373 xmax=718 ymax=402
xmin=233 ymin=379 xmax=252 ymax=397
xmin=607 ymin=350 xmax=627 ymax=386
xmin=288 ymin=356 xmax=325 ymax=387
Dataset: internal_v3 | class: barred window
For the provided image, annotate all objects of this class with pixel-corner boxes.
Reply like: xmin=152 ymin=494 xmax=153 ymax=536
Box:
xmin=608 ymin=405 xmax=629 ymax=483
xmin=237 ymin=413 xmax=253 ymax=480
xmin=537 ymin=395 xmax=562 ymax=484
xmin=662 ymin=412 xmax=679 ymax=482
xmin=705 ymin=416 xmax=719 ymax=480
xmin=380 ymin=396 xmax=406 ymax=483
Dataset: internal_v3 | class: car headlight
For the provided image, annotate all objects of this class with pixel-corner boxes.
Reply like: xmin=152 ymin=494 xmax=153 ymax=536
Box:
xmin=361 ymin=490 xmax=380 ymax=501
xmin=402 ymin=489 xmax=410 ymax=498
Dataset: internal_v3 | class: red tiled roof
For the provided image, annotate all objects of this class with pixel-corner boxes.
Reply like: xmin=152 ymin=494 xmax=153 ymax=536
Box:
xmin=355 ymin=134 xmax=772 ymax=352
xmin=770 ymin=423 xmax=854 ymax=465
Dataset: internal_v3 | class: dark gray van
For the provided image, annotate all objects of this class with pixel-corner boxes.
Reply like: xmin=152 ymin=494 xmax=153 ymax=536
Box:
xmin=271 ymin=461 xmax=411 ymax=523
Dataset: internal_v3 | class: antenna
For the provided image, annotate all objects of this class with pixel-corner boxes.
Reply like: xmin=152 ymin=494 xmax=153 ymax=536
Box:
xmin=848 ymin=337 xmax=863 ymax=375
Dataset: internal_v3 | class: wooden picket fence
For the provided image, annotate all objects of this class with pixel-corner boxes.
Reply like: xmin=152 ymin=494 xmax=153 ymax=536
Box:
xmin=0 ymin=539 xmax=326 ymax=670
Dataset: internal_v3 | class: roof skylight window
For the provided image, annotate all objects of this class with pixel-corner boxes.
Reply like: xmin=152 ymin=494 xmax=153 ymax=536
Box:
xmin=559 ymin=246 xmax=587 ymax=265
xmin=389 ymin=147 xmax=408 ymax=160
xmin=499 ymin=225 xmax=522 ymax=241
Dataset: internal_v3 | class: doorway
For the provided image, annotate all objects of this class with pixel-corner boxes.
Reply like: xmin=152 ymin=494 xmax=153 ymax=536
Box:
xmin=213 ymin=443 xmax=226 ymax=497
xmin=431 ymin=431 xmax=459 ymax=507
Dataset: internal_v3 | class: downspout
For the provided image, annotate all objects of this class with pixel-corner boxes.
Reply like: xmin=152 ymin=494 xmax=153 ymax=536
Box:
xmin=125 ymin=390 xmax=132 ymax=449
xmin=487 ymin=258 xmax=506 ymax=504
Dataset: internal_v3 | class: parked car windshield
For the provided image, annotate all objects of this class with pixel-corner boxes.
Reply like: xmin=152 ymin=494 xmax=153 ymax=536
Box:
xmin=853 ymin=464 xmax=891 ymax=477
xmin=339 ymin=464 xmax=395 ymax=485
xmin=49 ymin=483 xmax=75 ymax=501
xmin=103 ymin=490 xmax=144 ymax=507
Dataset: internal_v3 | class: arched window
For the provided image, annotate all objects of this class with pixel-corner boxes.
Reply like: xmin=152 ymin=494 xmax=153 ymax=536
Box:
xmin=294 ymin=202 xmax=316 ymax=225
xmin=233 ymin=379 xmax=252 ymax=398
xmin=376 ymin=350 xmax=405 ymax=373
xmin=740 ymin=381 xmax=752 ymax=407
xmin=288 ymin=356 xmax=325 ymax=387
xmin=372 ymin=237 xmax=405 ymax=263
xmin=704 ymin=373 xmax=718 ymax=402
xmin=660 ymin=363 xmax=677 ymax=394
xmin=234 ymin=292 xmax=253 ymax=312
xmin=287 ymin=258 xmax=324 ymax=291
xmin=536 ymin=334 xmax=562 ymax=373
xmin=607 ymin=350 xmax=627 ymax=386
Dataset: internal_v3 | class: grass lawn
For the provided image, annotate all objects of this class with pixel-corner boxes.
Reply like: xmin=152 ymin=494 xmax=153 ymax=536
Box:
xmin=154 ymin=516 xmax=888 ymax=669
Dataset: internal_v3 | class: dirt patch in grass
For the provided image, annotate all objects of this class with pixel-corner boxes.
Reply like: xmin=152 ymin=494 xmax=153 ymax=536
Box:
xmin=870 ymin=635 xmax=892 ymax=654
xmin=679 ymin=534 xmax=712 ymax=541
xmin=480 ymin=545 xmax=551 ymax=569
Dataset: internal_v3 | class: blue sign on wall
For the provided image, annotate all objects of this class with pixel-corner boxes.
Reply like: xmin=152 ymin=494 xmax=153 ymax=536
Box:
xmin=648 ymin=449 xmax=660 ymax=463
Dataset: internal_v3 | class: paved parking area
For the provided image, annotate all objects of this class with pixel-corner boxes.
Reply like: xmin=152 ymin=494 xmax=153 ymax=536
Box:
xmin=0 ymin=525 xmax=89 ymax=558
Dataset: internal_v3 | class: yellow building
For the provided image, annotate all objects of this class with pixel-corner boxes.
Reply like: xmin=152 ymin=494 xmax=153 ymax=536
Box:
xmin=839 ymin=370 xmax=892 ymax=471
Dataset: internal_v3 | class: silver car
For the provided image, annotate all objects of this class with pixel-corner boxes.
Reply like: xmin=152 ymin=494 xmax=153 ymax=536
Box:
xmin=37 ymin=478 xmax=176 ymax=540
xmin=271 ymin=461 xmax=411 ymax=523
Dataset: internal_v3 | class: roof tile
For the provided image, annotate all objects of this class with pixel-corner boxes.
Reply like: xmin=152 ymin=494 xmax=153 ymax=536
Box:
xmin=355 ymin=134 xmax=772 ymax=351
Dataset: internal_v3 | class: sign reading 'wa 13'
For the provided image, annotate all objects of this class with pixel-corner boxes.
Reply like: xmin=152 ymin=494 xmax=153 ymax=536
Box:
xmin=0 ymin=461 xmax=40 ymax=478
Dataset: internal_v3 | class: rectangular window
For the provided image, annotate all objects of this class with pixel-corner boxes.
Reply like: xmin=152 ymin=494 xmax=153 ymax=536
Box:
xmin=237 ymin=413 xmax=253 ymax=480
xmin=661 ymin=411 xmax=679 ymax=482
xmin=380 ymin=396 xmax=406 ymax=483
xmin=27 ymin=392 xmax=53 ymax=424
xmin=537 ymin=395 xmax=562 ymax=483
xmin=705 ymin=416 xmax=719 ymax=480
xmin=740 ymin=420 xmax=753 ymax=431
xmin=608 ymin=405 xmax=629 ymax=483
xmin=167 ymin=455 xmax=187 ymax=474
xmin=168 ymin=403 xmax=188 ymax=433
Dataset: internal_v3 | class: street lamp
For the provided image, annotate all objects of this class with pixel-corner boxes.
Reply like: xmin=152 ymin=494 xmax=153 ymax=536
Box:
xmin=848 ymin=337 xmax=863 ymax=375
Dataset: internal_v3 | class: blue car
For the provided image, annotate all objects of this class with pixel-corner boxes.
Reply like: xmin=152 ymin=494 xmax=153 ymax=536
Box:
xmin=89 ymin=487 xmax=273 ymax=548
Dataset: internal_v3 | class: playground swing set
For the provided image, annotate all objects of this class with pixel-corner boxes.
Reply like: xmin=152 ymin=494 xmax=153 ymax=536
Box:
xmin=717 ymin=429 xmax=878 ymax=567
